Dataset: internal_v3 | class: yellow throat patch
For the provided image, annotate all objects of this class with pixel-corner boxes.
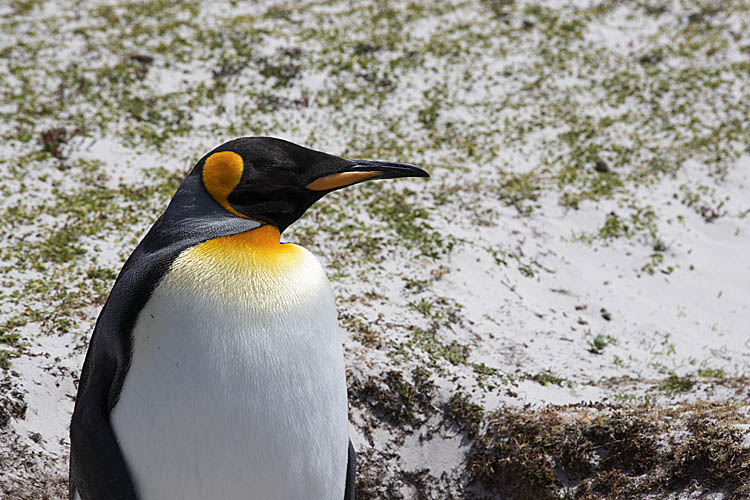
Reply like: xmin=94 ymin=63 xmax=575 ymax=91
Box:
xmin=189 ymin=225 xmax=304 ymax=271
xmin=165 ymin=225 xmax=323 ymax=311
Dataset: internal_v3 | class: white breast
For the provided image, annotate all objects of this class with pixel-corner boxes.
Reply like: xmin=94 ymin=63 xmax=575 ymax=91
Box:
xmin=110 ymin=243 xmax=349 ymax=500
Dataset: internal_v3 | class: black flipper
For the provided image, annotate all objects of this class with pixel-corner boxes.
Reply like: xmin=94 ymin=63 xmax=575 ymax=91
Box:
xmin=344 ymin=440 xmax=357 ymax=500
xmin=69 ymin=165 xmax=260 ymax=500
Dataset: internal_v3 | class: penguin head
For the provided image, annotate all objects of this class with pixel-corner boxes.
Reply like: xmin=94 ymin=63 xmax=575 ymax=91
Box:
xmin=196 ymin=137 xmax=428 ymax=232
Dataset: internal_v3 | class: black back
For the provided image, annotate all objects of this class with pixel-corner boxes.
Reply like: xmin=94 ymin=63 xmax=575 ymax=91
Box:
xmin=68 ymin=164 xmax=260 ymax=499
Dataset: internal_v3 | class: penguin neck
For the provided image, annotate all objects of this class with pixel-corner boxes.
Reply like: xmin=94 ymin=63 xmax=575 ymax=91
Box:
xmin=235 ymin=224 xmax=283 ymax=248
xmin=187 ymin=224 xmax=306 ymax=272
xmin=167 ymin=223 xmax=326 ymax=308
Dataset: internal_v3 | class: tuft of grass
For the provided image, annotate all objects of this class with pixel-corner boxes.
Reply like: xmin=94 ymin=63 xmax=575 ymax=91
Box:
xmin=697 ymin=367 xmax=725 ymax=379
xmin=39 ymin=126 xmax=81 ymax=160
xmin=497 ymin=172 xmax=541 ymax=215
xmin=364 ymin=186 xmax=454 ymax=259
xmin=0 ymin=377 xmax=27 ymax=427
xmin=340 ymin=312 xmax=382 ymax=348
xmin=409 ymin=327 xmax=469 ymax=366
xmin=348 ymin=368 xmax=436 ymax=430
xmin=587 ymin=334 xmax=615 ymax=354
xmin=0 ymin=326 xmax=25 ymax=370
xmin=465 ymin=402 xmax=750 ymax=500
xmin=599 ymin=211 xmax=627 ymax=239
xmin=524 ymin=371 xmax=569 ymax=387
xmin=443 ymin=391 xmax=484 ymax=438
xmin=658 ymin=374 xmax=695 ymax=393
xmin=670 ymin=410 xmax=750 ymax=495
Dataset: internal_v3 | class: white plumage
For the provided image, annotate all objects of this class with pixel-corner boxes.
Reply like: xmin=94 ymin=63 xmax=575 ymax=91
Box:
xmin=109 ymin=238 xmax=349 ymax=500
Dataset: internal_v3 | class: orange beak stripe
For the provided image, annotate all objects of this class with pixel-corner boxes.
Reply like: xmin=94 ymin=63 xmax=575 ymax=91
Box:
xmin=306 ymin=171 xmax=382 ymax=191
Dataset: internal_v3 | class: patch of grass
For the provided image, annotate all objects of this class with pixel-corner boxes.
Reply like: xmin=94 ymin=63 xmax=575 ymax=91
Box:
xmin=409 ymin=298 xmax=439 ymax=318
xmin=524 ymin=371 xmax=569 ymax=387
xmin=497 ymin=172 xmax=541 ymax=215
xmin=340 ymin=312 xmax=382 ymax=348
xmin=410 ymin=327 xmax=470 ymax=366
xmin=0 ymin=378 xmax=27 ymax=426
xmin=467 ymin=407 xmax=559 ymax=500
xmin=465 ymin=402 xmax=750 ymax=500
xmin=641 ymin=252 xmax=665 ymax=276
xmin=348 ymin=368 xmax=436 ymax=430
xmin=697 ymin=367 xmax=725 ymax=379
xmin=587 ymin=334 xmax=615 ymax=354
xmin=678 ymin=183 xmax=723 ymax=222
xmin=0 ymin=323 xmax=25 ymax=370
xmin=402 ymin=276 xmax=432 ymax=293
xmin=559 ymin=169 xmax=623 ymax=210
xmin=599 ymin=211 xmax=627 ymax=239
xmin=658 ymin=374 xmax=695 ymax=393
xmin=670 ymin=409 xmax=750 ymax=496
xmin=257 ymin=50 xmax=303 ymax=88
xmin=364 ymin=186 xmax=454 ymax=259
xmin=39 ymin=126 xmax=81 ymax=160
xmin=443 ymin=391 xmax=484 ymax=438
xmin=586 ymin=207 xmax=666 ymax=259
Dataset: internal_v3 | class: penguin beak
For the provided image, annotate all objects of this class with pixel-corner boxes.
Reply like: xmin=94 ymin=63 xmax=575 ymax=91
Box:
xmin=306 ymin=160 xmax=429 ymax=192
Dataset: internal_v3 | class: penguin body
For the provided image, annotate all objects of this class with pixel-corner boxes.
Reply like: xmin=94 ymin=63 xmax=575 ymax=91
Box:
xmin=111 ymin=227 xmax=348 ymax=500
xmin=69 ymin=137 xmax=427 ymax=500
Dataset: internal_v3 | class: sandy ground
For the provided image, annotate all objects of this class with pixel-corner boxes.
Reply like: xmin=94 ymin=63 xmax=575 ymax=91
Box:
xmin=1 ymin=0 xmax=749 ymax=498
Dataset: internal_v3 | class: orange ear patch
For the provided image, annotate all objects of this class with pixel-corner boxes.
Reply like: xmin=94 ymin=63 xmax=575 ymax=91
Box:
xmin=202 ymin=151 xmax=248 ymax=218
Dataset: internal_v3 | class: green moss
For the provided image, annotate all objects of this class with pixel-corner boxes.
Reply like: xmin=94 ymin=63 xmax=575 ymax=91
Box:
xmin=587 ymin=334 xmax=615 ymax=354
xmin=409 ymin=298 xmax=439 ymax=318
xmin=697 ymin=368 xmax=725 ymax=379
xmin=363 ymin=185 xmax=454 ymax=259
xmin=524 ymin=372 xmax=570 ymax=387
xmin=658 ymin=374 xmax=695 ymax=393
xmin=409 ymin=327 xmax=469 ymax=366
xmin=0 ymin=321 xmax=25 ymax=370
xmin=599 ymin=212 xmax=626 ymax=239
xmin=497 ymin=172 xmax=541 ymax=215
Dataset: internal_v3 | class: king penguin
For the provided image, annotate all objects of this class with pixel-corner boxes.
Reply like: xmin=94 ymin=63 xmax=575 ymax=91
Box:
xmin=68 ymin=136 xmax=428 ymax=500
